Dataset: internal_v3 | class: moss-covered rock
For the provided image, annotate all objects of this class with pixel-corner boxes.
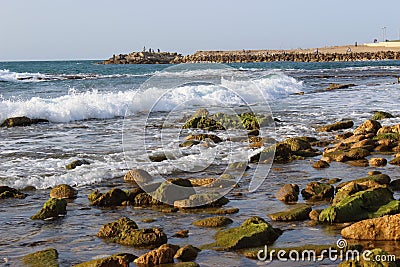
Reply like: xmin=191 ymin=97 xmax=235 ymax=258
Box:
xmin=301 ymin=182 xmax=334 ymax=201
xmin=97 ymin=217 xmax=167 ymax=248
xmin=317 ymin=120 xmax=354 ymax=132
xmin=318 ymin=187 xmax=399 ymax=223
xmin=389 ymin=156 xmax=400 ymax=165
xmin=0 ymin=186 xmax=27 ymax=199
xmin=212 ymin=216 xmax=282 ymax=250
xmin=22 ymin=248 xmax=58 ymax=267
xmin=1 ymin=116 xmax=48 ymax=127
xmin=88 ymin=188 xmax=129 ymax=207
xmin=268 ymin=204 xmax=312 ymax=221
xmin=374 ymin=132 xmax=400 ymax=141
xmin=72 ymin=253 xmax=137 ymax=267
xmin=50 ymin=184 xmax=77 ymax=199
xmin=31 ymin=198 xmax=67 ymax=220
xmin=193 ymin=216 xmax=233 ymax=227
xmin=336 ymin=174 xmax=391 ymax=191
xmin=66 ymin=159 xmax=90 ymax=170
xmin=174 ymin=245 xmax=201 ymax=261
xmin=372 ymin=111 xmax=394 ymax=120
xmin=174 ymin=193 xmax=229 ymax=208
xmin=338 ymin=248 xmax=397 ymax=267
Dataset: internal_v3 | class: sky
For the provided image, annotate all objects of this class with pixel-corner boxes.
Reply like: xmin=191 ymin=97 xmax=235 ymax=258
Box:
xmin=1 ymin=0 xmax=400 ymax=61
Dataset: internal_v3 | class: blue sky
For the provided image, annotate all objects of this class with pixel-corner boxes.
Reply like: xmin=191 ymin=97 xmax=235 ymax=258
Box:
xmin=1 ymin=0 xmax=399 ymax=60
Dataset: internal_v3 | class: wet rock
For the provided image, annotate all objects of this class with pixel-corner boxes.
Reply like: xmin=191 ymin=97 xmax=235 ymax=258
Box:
xmin=341 ymin=214 xmax=400 ymax=241
xmin=351 ymin=138 xmax=376 ymax=151
xmin=185 ymin=133 xmax=222 ymax=143
xmin=309 ymin=209 xmax=322 ymax=221
xmin=124 ymin=169 xmax=153 ymax=184
xmin=192 ymin=216 xmax=233 ymax=227
xmin=97 ymin=217 xmax=167 ymax=248
xmin=312 ymin=160 xmax=330 ymax=169
xmin=0 ymin=186 xmax=27 ymax=199
xmin=50 ymin=184 xmax=77 ymax=199
xmin=319 ymin=187 xmax=400 ymax=223
xmin=179 ymin=140 xmax=201 ymax=148
xmin=353 ymin=119 xmax=382 ymax=135
xmin=275 ymin=184 xmax=299 ymax=203
xmin=174 ymin=193 xmax=229 ymax=208
xmin=66 ymin=159 xmax=90 ymax=170
xmin=174 ymin=245 xmax=201 ymax=261
xmin=227 ymin=161 xmax=249 ymax=171
xmin=336 ymin=174 xmax=391 ymax=192
xmin=134 ymin=193 xmax=161 ymax=206
xmin=213 ymin=216 xmax=282 ymax=250
xmin=31 ymin=198 xmax=67 ymax=220
xmin=152 ymin=178 xmax=195 ymax=204
xmin=345 ymin=148 xmax=371 ymax=159
xmin=316 ymin=120 xmax=354 ymax=132
xmin=268 ymin=204 xmax=312 ymax=221
xmin=1 ymin=116 xmax=48 ymax=127
xmin=173 ymin=230 xmax=189 ymax=238
xmin=247 ymin=129 xmax=259 ymax=136
xmin=301 ymin=182 xmax=334 ymax=201
xmin=345 ymin=159 xmax=369 ymax=167
xmin=372 ymin=111 xmax=394 ymax=120
xmin=389 ymin=156 xmax=400 ymax=165
xmin=369 ymin=157 xmax=388 ymax=167
xmin=88 ymin=188 xmax=129 ymax=207
xmin=148 ymin=153 xmax=168 ymax=162
xmin=369 ymin=170 xmax=382 ymax=176
xmin=325 ymin=83 xmax=355 ymax=91
xmin=22 ymin=248 xmax=58 ymax=267
xmin=206 ymin=207 xmax=239 ymax=214
xmin=390 ymin=179 xmax=400 ymax=190
xmin=73 ymin=253 xmax=137 ymax=267
xmin=338 ymin=248 xmax=397 ymax=267
xmin=134 ymin=244 xmax=175 ymax=266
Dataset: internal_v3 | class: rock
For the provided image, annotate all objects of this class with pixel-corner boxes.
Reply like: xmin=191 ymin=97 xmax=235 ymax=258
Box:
xmin=325 ymin=83 xmax=355 ymax=91
xmin=1 ymin=116 xmax=48 ymax=127
xmin=31 ymin=198 xmax=67 ymax=220
xmin=301 ymin=182 xmax=334 ymax=201
xmin=134 ymin=193 xmax=161 ymax=206
xmin=318 ymin=187 xmax=400 ymax=223
xmin=185 ymin=133 xmax=222 ymax=143
xmin=213 ymin=216 xmax=282 ymax=250
xmin=338 ymin=248 xmax=397 ymax=267
xmin=174 ymin=245 xmax=201 ymax=261
xmin=97 ymin=217 xmax=167 ymax=248
xmin=389 ymin=156 xmax=400 ymax=165
xmin=312 ymin=160 xmax=330 ymax=169
xmin=309 ymin=209 xmax=322 ymax=221
xmin=134 ymin=244 xmax=175 ymax=266
xmin=49 ymin=184 xmax=77 ymax=199
xmin=124 ymin=169 xmax=153 ymax=184
xmin=275 ymin=184 xmax=299 ymax=203
xmin=247 ymin=129 xmax=259 ymax=136
xmin=341 ymin=214 xmax=400 ymax=241
xmin=66 ymin=159 xmax=90 ymax=170
xmin=148 ymin=153 xmax=168 ymax=162
xmin=268 ymin=204 xmax=312 ymax=221
xmin=228 ymin=161 xmax=249 ymax=171
xmin=206 ymin=208 xmax=239 ymax=214
xmin=336 ymin=174 xmax=391 ymax=191
xmin=174 ymin=193 xmax=229 ymax=208
xmin=369 ymin=157 xmax=388 ymax=167
xmin=0 ymin=186 xmax=27 ymax=199
xmin=88 ymin=188 xmax=129 ymax=207
xmin=372 ymin=111 xmax=394 ymax=120
xmin=351 ymin=138 xmax=376 ymax=151
xmin=173 ymin=230 xmax=189 ymax=238
xmin=179 ymin=140 xmax=201 ymax=148
xmin=22 ymin=248 xmax=58 ymax=267
xmin=390 ymin=179 xmax=400 ymax=190
xmin=369 ymin=170 xmax=382 ymax=176
xmin=345 ymin=159 xmax=369 ymax=167
xmin=316 ymin=120 xmax=354 ymax=132
xmin=192 ymin=216 xmax=233 ymax=227
xmin=353 ymin=119 xmax=382 ymax=135
xmin=72 ymin=253 xmax=137 ymax=267
xmin=345 ymin=148 xmax=371 ymax=159
xmin=152 ymin=178 xmax=195 ymax=205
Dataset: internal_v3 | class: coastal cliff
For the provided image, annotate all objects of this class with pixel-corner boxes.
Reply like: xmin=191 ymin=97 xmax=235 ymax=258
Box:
xmin=99 ymin=46 xmax=400 ymax=64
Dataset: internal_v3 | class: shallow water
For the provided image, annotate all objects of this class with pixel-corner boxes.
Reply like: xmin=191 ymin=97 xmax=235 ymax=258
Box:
xmin=0 ymin=60 xmax=400 ymax=266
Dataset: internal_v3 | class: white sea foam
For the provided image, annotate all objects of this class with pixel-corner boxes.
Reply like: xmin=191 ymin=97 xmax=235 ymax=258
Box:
xmin=0 ymin=73 xmax=302 ymax=123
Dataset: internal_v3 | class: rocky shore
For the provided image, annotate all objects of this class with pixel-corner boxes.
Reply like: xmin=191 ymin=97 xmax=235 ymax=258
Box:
xmin=99 ymin=45 xmax=400 ymax=64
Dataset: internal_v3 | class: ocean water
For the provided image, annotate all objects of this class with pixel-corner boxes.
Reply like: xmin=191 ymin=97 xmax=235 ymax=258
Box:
xmin=1 ymin=60 xmax=400 ymax=266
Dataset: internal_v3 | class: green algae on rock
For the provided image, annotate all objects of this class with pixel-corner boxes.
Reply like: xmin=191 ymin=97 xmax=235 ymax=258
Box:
xmin=31 ymin=198 xmax=67 ymax=220
xmin=301 ymin=182 xmax=334 ymax=201
xmin=174 ymin=193 xmax=229 ymax=208
xmin=97 ymin=217 xmax=167 ymax=248
xmin=372 ymin=111 xmax=394 ymax=120
xmin=22 ymin=248 xmax=59 ymax=267
xmin=0 ymin=186 xmax=27 ymax=199
xmin=66 ymin=159 xmax=90 ymax=170
xmin=316 ymin=120 xmax=354 ymax=132
xmin=192 ymin=216 xmax=233 ymax=227
xmin=268 ymin=204 xmax=312 ymax=221
xmin=72 ymin=253 xmax=137 ymax=267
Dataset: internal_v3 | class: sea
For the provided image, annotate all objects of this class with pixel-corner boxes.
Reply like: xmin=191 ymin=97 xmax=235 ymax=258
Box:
xmin=0 ymin=60 xmax=400 ymax=266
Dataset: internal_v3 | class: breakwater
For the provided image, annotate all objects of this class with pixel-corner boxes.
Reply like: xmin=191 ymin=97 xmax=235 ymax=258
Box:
xmin=100 ymin=49 xmax=400 ymax=64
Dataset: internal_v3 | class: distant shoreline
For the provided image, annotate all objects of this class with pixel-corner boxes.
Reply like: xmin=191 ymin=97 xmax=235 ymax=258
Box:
xmin=99 ymin=45 xmax=400 ymax=64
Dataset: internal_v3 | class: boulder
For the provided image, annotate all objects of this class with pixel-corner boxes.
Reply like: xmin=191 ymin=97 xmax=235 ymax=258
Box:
xmin=185 ymin=133 xmax=222 ymax=143
xmin=22 ymin=248 xmax=58 ymax=267
xmin=268 ymin=204 xmax=312 ymax=221
xmin=316 ymin=120 xmax=354 ymax=132
xmin=174 ymin=193 xmax=229 ymax=208
xmin=341 ymin=214 xmax=400 ymax=240
xmin=134 ymin=244 xmax=175 ymax=266
xmin=0 ymin=186 xmax=27 ymax=199
xmin=50 ymin=184 xmax=77 ymax=199
xmin=275 ymin=184 xmax=299 ymax=203
xmin=351 ymin=139 xmax=376 ymax=151
xmin=152 ymin=178 xmax=195 ymax=205
xmin=353 ymin=119 xmax=382 ymax=135
xmin=66 ymin=159 xmax=90 ymax=170
xmin=134 ymin=193 xmax=161 ymax=206
xmin=213 ymin=216 xmax=282 ymax=250
xmin=72 ymin=253 xmax=137 ymax=267
xmin=312 ymin=160 xmax=330 ymax=169
xmin=97 ymin=217 xmax=167 ymax=248
xmin=309 ymin=209 xmax=322 ymax=221
xmin=124 ymin=169 xmax=153 ymax=184
xmin=301 ymin=182 xmax=334 ymax=201
xmin=88 ymin=188 xmax=129 ymax=207
xmin=173 ymin=230 xmax=189 ymax=238
xmin=1 ymin=116 xmax=48 ymax=127
xmin=390 ymin=179 xmax=400 ymax=190
xmin=174 ymin=245 xmax=201 ymax=261
xmin=192 ymin=216 xmax=233 ymax=227
xmin=31 ymin=198 xmax=67 ymax=220
xmin=369 ymin=157 xmax=387 ymax=167
xmin=319 ymin=187 xmax=400 ymax=223
xmin=325 ymin=83 xmax=355 ymax=91
xmin=372 ymin=111 xmax=394 ymax=120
